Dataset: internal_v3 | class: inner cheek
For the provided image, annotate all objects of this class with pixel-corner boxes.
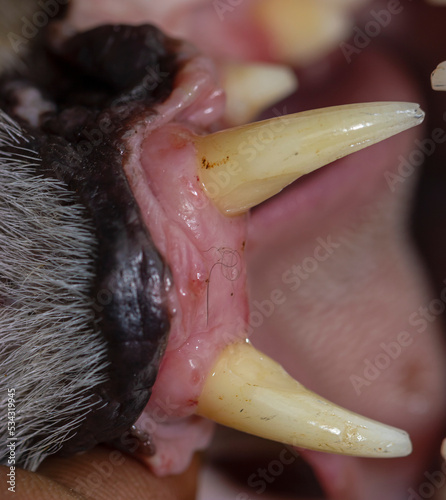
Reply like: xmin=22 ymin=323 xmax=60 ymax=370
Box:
xmin=246 ymin=198 xmax=446 ymax=499
xmin=243 ymin=37 xmax=446 ymax=444
xmin=247 ymin=170 xmax=446 ymax=434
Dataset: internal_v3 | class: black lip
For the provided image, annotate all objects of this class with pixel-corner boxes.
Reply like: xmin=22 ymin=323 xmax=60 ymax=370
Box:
xmin=0 ymin=23 xmax=181 ymax=466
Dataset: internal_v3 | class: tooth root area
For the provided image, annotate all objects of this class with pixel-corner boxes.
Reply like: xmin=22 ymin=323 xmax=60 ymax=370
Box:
xmin=431 ymin=61 xmax=446 ymax=91
xmin=197 ymin=342 xmax=412 ymax=458
xmin=222 ymin=62 xmax=298 ymax=127
xmin=196 ymin=102 xmax=424 ymax=216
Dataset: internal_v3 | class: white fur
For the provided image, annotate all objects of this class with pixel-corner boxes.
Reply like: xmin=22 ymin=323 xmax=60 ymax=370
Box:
xmin=0 ymin=111 xmax=109 ymax=470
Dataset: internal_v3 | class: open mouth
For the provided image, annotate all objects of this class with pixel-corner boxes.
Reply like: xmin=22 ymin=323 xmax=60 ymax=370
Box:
xmin=1 ymin=1 xmax=446 ymax=499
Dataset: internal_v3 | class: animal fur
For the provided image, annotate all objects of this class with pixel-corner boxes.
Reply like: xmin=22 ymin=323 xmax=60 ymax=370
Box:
xmin=0 ymin=110 xmax=109 ymax=470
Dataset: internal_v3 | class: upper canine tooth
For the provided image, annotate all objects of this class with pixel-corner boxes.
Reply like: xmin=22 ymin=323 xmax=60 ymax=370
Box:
xmin=222 ymin=62 xmax=297 ymax=127
xmin=197 ymin=342 xmax=412 ymax=458
xmin=431 ymin=61 xmax=446 ymax=91
xmin=251 ymin=0 xmax=352 ymax=65
xmin=195 ymin=102 xmax=425 ymax=216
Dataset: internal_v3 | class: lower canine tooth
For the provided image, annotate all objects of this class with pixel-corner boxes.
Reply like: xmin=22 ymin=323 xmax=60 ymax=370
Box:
xmin=431 ymin=61 xmax=446 ymax=90
xmin=195 ymin=102 xmax=424 ymax=216
xmin=222 ymin=62 xmax=297 ymax=127
xmin=197 ymin=342 xmax=412 ymax=458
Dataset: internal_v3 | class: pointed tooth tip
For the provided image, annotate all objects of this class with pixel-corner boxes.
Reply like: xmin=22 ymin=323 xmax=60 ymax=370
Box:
xmin=405 ymin=102 xmax=424 ymax=121
xmin=196 ymin=102 xmax=425 ymax=216
xmin=371 ymin=101 xmax=424 ymax=123
xmin=366 ymin=424 xmax=412 ymax=458
xmin=197 ymin=342 xmax=412 ymax=459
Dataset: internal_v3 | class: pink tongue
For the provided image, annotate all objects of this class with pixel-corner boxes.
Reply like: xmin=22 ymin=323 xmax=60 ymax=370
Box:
xmin=246 ymin=48 xmax=446 ymax=499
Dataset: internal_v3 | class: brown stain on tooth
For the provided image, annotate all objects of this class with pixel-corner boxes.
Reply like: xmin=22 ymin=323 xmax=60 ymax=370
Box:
xmin=201 ymin=155 xmax=230 ymax=170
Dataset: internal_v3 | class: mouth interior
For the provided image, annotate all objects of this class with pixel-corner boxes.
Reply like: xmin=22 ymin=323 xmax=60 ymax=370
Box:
xmin=2 ymin=2 xmax=446 ymax=498
xmin=203 ymin=23 xmax=446 ymax=500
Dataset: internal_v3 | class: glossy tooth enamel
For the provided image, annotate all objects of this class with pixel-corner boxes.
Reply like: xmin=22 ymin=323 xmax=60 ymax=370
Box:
xmin=197 ymin=342 xmax=412 ymax=458
xmin=222 ymin=62 xmax=298 ymax=126
xmin=431 ymin=61 xmax=446 ymax=90
xmin=195 ymin=102 xmax=425 ymax=216
xmin=252 ymin=0 xmax=352 ymax=64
